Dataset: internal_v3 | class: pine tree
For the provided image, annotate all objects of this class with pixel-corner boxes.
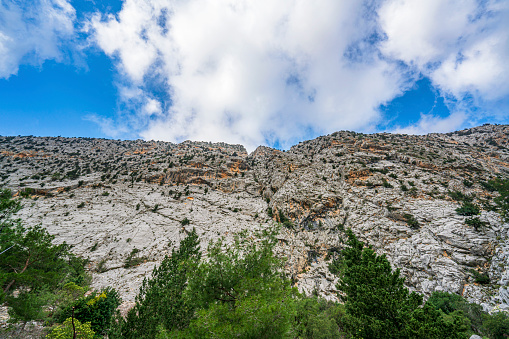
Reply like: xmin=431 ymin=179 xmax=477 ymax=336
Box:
xmin=333 ymin=229 xmax=468 ymax=339
xmin=112 ymin=229 xmax=201 ymax=338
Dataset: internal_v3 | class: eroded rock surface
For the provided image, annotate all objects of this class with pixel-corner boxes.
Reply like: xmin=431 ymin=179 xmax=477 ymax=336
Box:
xmin=1 ymin=124 xmax=508 ymax=312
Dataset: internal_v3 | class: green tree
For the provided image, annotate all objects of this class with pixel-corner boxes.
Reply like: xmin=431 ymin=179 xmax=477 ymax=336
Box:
xmin=55 ymin=287 xmax=121 ymax=336
xmin=482 ymin=311 xmax=509 ymax=339
xmin=0 ymin=189 xmax=88 ymax=321
xmin=293 ymin=297 xmax=346 ymax=339
xmin=332 ymin=229 xmax=468 ymax=339
xmin=166 ymin=227 xmax=297 ymax=338
xmin=111 ymin=229 xmax=201 ymax=338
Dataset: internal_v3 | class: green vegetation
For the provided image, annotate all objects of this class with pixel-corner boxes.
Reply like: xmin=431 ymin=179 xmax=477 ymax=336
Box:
xmin=55 ymin=287 xmax=121 ymax=336
xmin=111 ymin=229 xmax=201 ymax=338
xmin=456 ymin=201 xmax=480 ymax=216
xmin=46 ymin=317 xmax=95 ymax=339
xmin=0 ymin=188 xmax=99 ymax=335
xmin=382 ymin=178 xmax=393 ymax=188
xmin=403 ymin=213 xmax=420 ymax=229
xmin=471 ymin=269 xmax=490 ymax=284
xmin=486 ymin=178 xmax=509 ymax=222
xmin=465 ymin=217 xmax=487 ymax=231
xmin=333 ymin=229 xmax=465 ymax=338
xmin=426 ymin=291 xmax=509 ymax=338
xmin=123 ymin=248 xmax=146 ymax=268
xmin=108 ymin=225 xmax=507 ymax=338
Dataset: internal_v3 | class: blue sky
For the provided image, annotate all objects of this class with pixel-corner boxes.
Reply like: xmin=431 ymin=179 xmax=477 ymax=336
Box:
xmin=0 ymin=0 xmax=508 ymax=150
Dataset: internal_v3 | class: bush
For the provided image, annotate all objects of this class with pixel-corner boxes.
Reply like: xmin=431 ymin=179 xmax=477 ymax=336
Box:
xmin=124 ymin=248 xmax=146 ymax=268
xmin=465 ymin=217 xmax=487 ymax=231
xmin=46 ymin=317 xmax=95 ymax=339
xmin=55 ymin=287 xmax=121 ymax=336
xmin=403 ymin=213 xmax=420 ymax=229
xmin=448 ymin=191 xmax=473 ymax=202
xmin=471 ymin=270 xmax=490 ymax=284
xmin=482 ymin=311 xmax=509 ymax=339
xmin=382 ymin=179 xmax=393 ymax=188
xmin=293 ymin=297 xmax=346 ymax=339
xmin=456 ymin=202 xmax=480 ymax=216
xmin=180 ymin=218 xmax=190 ymax=226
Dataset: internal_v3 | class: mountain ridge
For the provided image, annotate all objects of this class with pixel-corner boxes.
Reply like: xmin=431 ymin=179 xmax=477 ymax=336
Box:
xmin=1 ymin=123 xmax=508 ymax=314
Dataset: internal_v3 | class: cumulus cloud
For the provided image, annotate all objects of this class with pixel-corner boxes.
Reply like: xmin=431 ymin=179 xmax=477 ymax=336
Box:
xmin=86 ymin=0 xmax=509 ymax=148
xmin=392 ymin=111 xmax=468 ymax=135
xmin=87 ymin=0 xmax=408 ymax=150
xmin=379 ymin=0 xmax=509 ymax=118
xmin=0 ymin=0 xmax=76 ymax=78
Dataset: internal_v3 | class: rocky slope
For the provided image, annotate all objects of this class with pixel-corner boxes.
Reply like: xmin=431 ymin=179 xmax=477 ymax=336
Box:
xmin=1 ymin=124 xmax=508 ymax=313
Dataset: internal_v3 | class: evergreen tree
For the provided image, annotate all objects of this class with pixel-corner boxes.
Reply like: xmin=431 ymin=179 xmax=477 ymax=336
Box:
xmin=162 ymin=227 xmax=297 ymax=339
xmin=111 ymin=229 xmax=201 ymax=338
xmin=0 ymin=189 xmax=88 ymax=321
xmin=333 ymin=229 xmax=468 ymax=339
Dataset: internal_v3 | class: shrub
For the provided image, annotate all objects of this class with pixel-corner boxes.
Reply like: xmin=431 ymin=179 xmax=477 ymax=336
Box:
xmin=382 ymin=179 xmax=393 ymax=188
xmin=180 ymin=218 xmax=190 ymax=226
xmin=55 ymin=287 xmax=121 ymax=336
xmin=482 ymin=311 xmax=509 ymax=339
xmin=456 ymin=202 xmax=480 ymax=216
xmin=465 ymin=217 xmax=487 ymax=231
xmin=471 ymin=270 xmax=490 ymax=284
xmin=403 ymin=213 xmax=420 ymax=229
xmin=46 ymin=317 xmax=95 ymax=339
xmin=124 ymin=248 xmax=146 ymax=268
xmin=278 ymin=210 xmax=293 ymax=229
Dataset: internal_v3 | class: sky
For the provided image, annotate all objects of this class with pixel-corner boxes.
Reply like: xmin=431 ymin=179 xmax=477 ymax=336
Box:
xmin=0 ymin=0 xmax=508 ymax=151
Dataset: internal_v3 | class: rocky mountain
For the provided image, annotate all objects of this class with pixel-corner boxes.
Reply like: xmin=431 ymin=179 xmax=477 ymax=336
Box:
xmin=1 ymin=124 xmax=508 ymax=314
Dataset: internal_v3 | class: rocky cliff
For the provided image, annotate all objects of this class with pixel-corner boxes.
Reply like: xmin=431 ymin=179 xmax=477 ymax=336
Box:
xmin=1 ymin=124 xmax=508 ymax=313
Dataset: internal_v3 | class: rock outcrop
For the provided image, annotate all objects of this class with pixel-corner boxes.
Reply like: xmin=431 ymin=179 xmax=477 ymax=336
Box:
xmin=1 ymin=124 xmax=508 ymax=312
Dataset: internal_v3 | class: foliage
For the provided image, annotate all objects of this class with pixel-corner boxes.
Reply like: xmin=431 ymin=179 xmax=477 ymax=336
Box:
xmin=180 ymin=217 xmax=190 ymax=226
xmin=46 ymin=317 xmax=95 ymax=339
xmin=448 ymin=190 xmax=472 ymax=202
xmin=0 ymin=189 xmax=89 ymax=322
xmin=172 ymin=226 xmax=297 ymax=338
xmin=292 ymin=297 xmax=346 ymax=339
xmin=456 ymin=201 xmax=480 ymax=216
xmin=487 ymin=178 xmax=509 ymax=222
xmin=55 ymin=287 xmax=121 ymax=336
xmin=123 ymin=248 xmax=146 ymax=268
xmin=111 ymin=229 xmax=201 ymax=338
xmin=482 ymin=311 xmax=509 ymax=339
xmin=471 ymin=269 xmax=490 ymax=284
xmin=426 ymin=291 xmax=509 ymax=338
xmin=278 ymin=210 xmax=294 ymax=229
xmin=465 ymin=217 xmax=487 ymax=231
xmin=332 ymin=229 xmax=467 ymax=338
xmin=382 ymin=179 xmax=393 ymax=188
xmin=403 ymin=213 xmax=420 ymax=229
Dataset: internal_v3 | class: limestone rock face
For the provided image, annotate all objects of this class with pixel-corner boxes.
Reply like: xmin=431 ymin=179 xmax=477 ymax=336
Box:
xmin=1 ymin=124 xmax=508 ymax=312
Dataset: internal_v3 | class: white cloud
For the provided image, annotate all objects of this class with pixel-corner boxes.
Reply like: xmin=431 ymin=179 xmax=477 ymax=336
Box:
xmin=379 ymin=0 xmax=509 ymax=115
xmin=0 ymin=0 xmax=76 ymax=78
xmin=87 ymin=0 xmax=509 ymax=149
xmin=88 ymin=0 xmax=407 ymax=150
xmin=391 ymin=111 xmax=467 ymax=135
